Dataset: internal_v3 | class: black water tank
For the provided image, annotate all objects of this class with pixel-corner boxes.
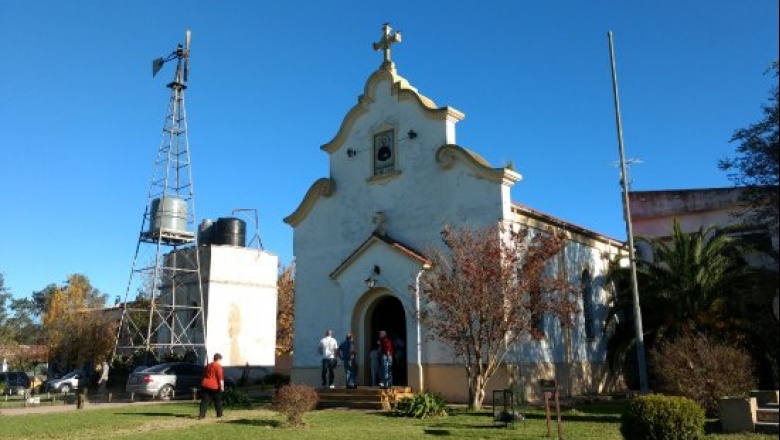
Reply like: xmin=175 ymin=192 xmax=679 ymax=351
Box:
xmin=198 ymin=219 xmax=215 ymax=246
xmin=214 ymin=217 xmax=246 ymax=247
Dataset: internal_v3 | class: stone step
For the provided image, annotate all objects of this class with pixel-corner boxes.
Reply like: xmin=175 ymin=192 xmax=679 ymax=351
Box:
xmin=754 ymin=421 xmax=779 ymax=435
xmin=316 ymin=386 xmax=414 ymax=410
xmin=757 ymin=407 xmax=779 ymax=423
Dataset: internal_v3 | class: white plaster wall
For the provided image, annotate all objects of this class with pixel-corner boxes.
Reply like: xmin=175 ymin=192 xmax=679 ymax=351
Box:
xmin=204 ymin=246 xmax=278 ymax=367
xmin=291 ymin=71 xmax=614 ymax=384
xmin=292 ymin=73 xmax=507 ymax=370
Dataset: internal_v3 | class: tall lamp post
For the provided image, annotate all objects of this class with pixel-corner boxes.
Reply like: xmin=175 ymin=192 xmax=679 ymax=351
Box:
xmin=608 ymin=31 xmax=649 ymax=394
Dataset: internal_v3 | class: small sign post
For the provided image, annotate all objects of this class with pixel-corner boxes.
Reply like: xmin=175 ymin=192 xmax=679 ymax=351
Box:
xmin=540 ymin=379 xmax=563 ymax=439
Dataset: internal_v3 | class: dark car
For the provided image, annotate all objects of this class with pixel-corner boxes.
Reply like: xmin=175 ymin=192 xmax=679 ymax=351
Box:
xmin=0 ymin=371 xmax=31 ymax=395
xmin=126 ymin=362 xmax=204 ymax=400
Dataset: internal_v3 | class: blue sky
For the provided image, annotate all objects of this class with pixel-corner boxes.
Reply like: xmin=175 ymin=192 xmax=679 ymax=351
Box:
xmin=1 ymin=1 xmax=777 ymax=301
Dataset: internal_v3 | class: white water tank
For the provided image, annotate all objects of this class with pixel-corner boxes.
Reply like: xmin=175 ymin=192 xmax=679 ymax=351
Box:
xmin=149 ymin=197 xmax=189 ymax=234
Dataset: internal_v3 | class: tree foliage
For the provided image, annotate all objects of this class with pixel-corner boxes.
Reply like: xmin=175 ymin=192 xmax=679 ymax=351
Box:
xmin=40 ymin=274 xmax=115 ymax=370
xmin=0 ymin=274 xmax=43 ymax=348
xmin=276 ymin=261 xmax=295 ymax=356
xmin=418 ymin=223 xmax=578 ymax=410
xmin=719 ymin=61 xmax=779 ymax=237
xmin=651 ymin=332 xmax=755 ymax=417
xmin=605 ymin=220 xmax=773 ymax=387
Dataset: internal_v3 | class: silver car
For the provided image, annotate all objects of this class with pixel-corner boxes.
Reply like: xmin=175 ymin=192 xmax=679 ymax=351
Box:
xmin=44 ymin=371 xmax=84 ymax=394
xmin=126 ymin=362 xmax=204 ymax=400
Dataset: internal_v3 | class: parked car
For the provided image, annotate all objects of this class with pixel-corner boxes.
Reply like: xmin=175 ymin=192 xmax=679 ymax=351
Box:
xmin=126 ymin=362 xmax=205 ymax=400
xmin=44 ymin=371 xmax=84 ymax=394
xmin=0 ymin=371 xmax=31 ymax=395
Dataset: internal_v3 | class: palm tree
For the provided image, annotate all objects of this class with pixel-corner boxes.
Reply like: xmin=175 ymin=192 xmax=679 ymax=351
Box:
xmin=604 ymin=219 xmax=755 ymax=383
xmin=639 ymin=220 xmax=754 ymax=335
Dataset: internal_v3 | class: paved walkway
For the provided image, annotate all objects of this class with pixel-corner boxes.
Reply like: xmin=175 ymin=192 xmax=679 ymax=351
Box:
xmin=0 ymin=398 xmax=179 ymax=416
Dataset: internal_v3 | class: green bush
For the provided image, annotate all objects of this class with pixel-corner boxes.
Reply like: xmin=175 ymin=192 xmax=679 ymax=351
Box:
xmin=393 ymin=392 xmax=451 ymax=419
xmin=271 ymin=383 xmax=318 ymax=427
xmin=650 ymin=332 xmax=755 ymax=416
xmin=620 ymin=394 xmax=705 ymax=440
xmin=221 ymin=387 xmax=251 ymax=408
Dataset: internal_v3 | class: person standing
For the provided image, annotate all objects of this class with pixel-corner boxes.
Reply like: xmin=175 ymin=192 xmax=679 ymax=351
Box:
xmin=378 ymin=330 xmax=394 ymax=388
xmin=338 ymin=333 xmax=357 ymax=388
xmin=318 ymin=329 xmax=338 ymax=389
xmin=369 ymin=344 xmax=380 ymax=386
xmin=98 ymin=360 xmax=110 ymax=394
xmin=198 ymin=353 xmax=224 ymax=420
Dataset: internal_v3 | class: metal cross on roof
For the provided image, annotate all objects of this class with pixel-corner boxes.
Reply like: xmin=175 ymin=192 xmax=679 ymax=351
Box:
xmin=373 ymin=23 xmax=402 ymax=68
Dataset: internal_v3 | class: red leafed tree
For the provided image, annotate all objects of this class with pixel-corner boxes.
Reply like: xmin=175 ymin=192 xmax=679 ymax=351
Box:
xmin=276 ymin=261 xmax=295 ymax=356
xmin=418 ymin=223 xmax=579 ymax=409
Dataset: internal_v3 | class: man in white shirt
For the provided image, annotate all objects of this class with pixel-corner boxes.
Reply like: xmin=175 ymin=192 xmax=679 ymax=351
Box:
xmin=98 ymin=360 xmax=110 ymax=394
xmin=318 ymin=329 xmax=339 ymax=388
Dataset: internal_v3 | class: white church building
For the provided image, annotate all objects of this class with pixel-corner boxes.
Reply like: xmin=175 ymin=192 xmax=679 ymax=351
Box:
xmin=285 ymin=24 xmax=625 ymax=402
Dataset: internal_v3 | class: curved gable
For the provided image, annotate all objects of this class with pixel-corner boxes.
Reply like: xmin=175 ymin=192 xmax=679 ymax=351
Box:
xmin=436 ymin=144 xmax=522 ymax=186
xmin=283 ymin=178 xmax=335 ymax=227
xmin=321 ymin=68 xmax=465 ymax=154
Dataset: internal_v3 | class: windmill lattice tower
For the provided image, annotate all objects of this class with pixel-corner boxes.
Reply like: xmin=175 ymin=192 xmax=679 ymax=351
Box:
xmin=114 ymin=29 xmax=207 ymax=364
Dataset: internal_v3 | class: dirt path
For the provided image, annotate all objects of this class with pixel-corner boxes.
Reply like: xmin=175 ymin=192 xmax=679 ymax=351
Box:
xmin=0 ymin=399 xmax=174 ymax=416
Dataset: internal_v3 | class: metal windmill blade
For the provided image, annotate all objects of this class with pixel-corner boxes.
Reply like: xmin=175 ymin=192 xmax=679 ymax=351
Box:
xmin=183 ymin=29 xmax=191 ymax=82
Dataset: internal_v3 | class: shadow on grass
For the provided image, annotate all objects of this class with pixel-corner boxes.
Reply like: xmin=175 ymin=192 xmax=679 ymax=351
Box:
xmin=423 ymin=428 xmax=452 ymax=435
xmin=115 ymin=412 xmax=191 ymax=418
xmin=371 ymin=411 xmax=500 ymax=430
xmin=522 ymin=412 xmax=621 ymax=424
xmin=426 ymin=409 xmax=620 ymax=425
xmin=227 ymin=418 xmax=282 ymax=428
xmin=703 ymin=419 xmax=722 ymax=435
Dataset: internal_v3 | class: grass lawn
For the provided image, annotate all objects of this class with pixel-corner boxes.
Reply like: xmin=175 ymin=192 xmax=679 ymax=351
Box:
xmin=0 ymin=398 xmax=776 ymax=439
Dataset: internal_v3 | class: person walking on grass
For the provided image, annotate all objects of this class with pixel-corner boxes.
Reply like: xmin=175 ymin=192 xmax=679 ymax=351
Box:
xmin=198 ymin=353 xmax=224 ymax=420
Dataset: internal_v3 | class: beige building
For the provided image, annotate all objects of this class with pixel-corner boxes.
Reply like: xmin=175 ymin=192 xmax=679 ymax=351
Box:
xmin=629 ymin=187 xmax=778 ymax=266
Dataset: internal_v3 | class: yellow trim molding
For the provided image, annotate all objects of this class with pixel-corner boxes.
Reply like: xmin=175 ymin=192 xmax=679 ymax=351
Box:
xmin=436 ymin=144 xmax=522 ymax=186
xmin=283 ymin=178 xmax=335 ymax=227
xmin=321 ymin=68 xmax=465 ymax=154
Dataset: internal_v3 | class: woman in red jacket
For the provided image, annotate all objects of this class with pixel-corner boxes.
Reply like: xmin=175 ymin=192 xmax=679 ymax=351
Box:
xmin=198 ymin=353 xmax=224 ymax=419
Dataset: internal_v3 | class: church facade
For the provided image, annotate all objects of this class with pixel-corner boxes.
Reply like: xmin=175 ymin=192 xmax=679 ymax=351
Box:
xmin=285 ymin=25 xmax=625 ymax=402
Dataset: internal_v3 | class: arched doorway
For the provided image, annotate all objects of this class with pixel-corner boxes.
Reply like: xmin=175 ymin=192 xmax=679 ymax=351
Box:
xmin=366 ymin=295 xmax=407 ymax=386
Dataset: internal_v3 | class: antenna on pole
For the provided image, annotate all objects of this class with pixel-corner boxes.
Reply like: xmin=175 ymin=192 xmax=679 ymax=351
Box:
xmin=611 ymin=157 xmax=644 ymax=191
xmin=608 ymin=30 xmax=649 ymax=395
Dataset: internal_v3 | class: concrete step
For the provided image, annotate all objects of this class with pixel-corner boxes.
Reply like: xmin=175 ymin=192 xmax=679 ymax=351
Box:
xmin=754 ymin=421 xmax=779 ymax=435
xmin=316 ymin=386 xmax=414 ymax=410
xmin=757 ymin=407 xmax=779 ymax=423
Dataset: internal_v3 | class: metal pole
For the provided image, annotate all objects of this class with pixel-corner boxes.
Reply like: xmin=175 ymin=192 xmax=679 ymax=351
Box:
xmin=414 ymin=263 xmax=430 ymax=392
xmin=607 ymin=31 xmax=649 ymax=394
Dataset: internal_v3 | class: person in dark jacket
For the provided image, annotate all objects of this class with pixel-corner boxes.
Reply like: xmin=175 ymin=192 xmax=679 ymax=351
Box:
xmin=338 ymin=333 xmax=357 ymax=388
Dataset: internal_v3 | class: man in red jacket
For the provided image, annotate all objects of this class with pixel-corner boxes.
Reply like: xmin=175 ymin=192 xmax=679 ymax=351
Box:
xmin=198 ymin=353 xmax=224 ymax=419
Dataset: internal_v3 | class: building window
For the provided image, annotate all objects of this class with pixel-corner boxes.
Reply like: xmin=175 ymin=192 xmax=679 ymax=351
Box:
xmin=581 ymin=269 xmax=595 ymax=339
xmin=372 ymin=129 xmax=396 ymax=176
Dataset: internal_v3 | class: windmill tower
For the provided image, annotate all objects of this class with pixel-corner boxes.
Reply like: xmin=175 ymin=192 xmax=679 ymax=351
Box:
xmin=114 ymin=29 xmax=207 ymax=364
